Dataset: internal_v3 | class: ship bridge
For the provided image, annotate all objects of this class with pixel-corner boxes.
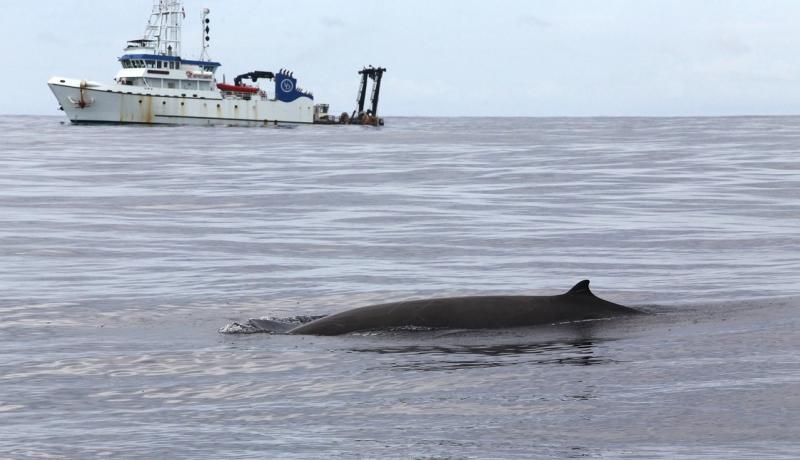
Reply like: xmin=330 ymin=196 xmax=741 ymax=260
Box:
xmin=115 ymin=54 xmax=220 ymax=92
xmin=119 ymin=54 xmax=221 ymax=73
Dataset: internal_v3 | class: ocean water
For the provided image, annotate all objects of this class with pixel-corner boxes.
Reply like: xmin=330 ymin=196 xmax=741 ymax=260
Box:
xmin=1 ymin=115 xmax=799 ymax=459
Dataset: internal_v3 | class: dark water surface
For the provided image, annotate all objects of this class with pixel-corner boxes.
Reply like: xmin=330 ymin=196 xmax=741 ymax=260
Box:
xmin=1 ymin=116 xmax=799 ymax=458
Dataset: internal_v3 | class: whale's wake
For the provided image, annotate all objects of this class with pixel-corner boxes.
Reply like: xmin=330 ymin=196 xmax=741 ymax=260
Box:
xmin=219 ymin=315 xmax=325 ymax=334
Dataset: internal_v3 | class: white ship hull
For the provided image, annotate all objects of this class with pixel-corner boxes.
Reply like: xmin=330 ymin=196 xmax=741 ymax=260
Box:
xmin=49 ymin=77 xmax=315 ymax=126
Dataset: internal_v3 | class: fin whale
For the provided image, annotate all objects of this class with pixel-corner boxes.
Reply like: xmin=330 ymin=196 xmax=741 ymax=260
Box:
xmin=285 ymin=280 xmax=641 ymax=336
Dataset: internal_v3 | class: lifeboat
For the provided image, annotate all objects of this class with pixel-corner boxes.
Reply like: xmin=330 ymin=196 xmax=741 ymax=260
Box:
xmin=217 ymin=83 xmax=259 ymax=94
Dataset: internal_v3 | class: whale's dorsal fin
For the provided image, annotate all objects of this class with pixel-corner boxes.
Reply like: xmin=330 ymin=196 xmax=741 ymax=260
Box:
xmin=566 ymin=280 xmax=593 ymax=296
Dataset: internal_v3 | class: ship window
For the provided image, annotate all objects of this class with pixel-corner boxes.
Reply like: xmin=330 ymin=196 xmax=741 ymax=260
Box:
xmin=167 ymin=81 xmax=176 ymax=89
xmin=156 ymin=61 xmax=161 ymax=69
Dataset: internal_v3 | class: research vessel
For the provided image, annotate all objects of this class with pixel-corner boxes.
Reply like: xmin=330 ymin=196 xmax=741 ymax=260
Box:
xmin=48 ymin=0 xmax=386 ymax=126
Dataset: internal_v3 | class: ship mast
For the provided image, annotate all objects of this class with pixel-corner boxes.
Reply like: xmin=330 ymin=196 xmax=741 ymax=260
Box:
xmin=200 ymin=8 xmax=211 ymax=61
xmin=143 ymin=0 xmax=184 ymax=56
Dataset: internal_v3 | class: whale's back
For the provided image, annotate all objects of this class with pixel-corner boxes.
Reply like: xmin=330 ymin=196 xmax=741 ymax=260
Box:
xmin=288 ymin=280 xmax=640 ymax=336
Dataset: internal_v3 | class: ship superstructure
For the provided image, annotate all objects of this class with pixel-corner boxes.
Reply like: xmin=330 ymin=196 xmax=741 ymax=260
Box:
xmin=48 ymin=0 xmax=322 ymax=126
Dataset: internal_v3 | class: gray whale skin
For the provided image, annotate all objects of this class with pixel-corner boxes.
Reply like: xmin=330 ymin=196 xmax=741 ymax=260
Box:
xmin=281 ymin=280 xmax=641 ymax=336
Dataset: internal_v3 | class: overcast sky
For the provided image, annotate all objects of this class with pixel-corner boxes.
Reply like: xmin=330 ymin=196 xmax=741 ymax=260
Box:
xmin=4 ymin=0 xmax=800 ymax=116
